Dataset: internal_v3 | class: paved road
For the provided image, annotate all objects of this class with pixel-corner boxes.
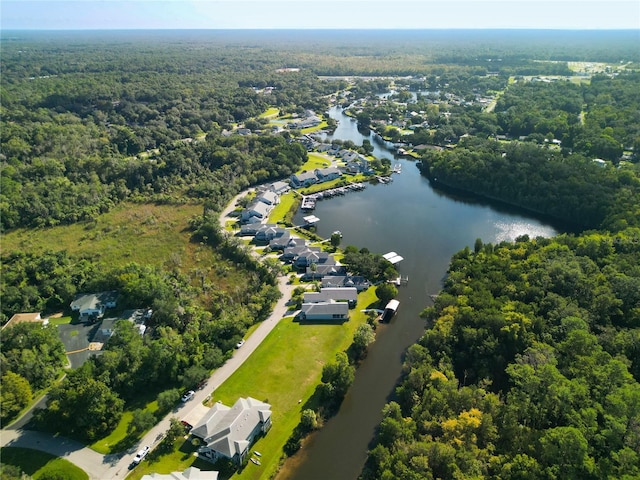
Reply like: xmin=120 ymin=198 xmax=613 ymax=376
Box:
xmin=1 ymin=189 xmax=299 ymax=479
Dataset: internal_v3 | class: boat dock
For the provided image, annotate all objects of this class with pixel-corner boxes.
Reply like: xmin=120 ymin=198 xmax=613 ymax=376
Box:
xmin=381 ymin=299 xmax=400 ymax=322
xmin=383 ymin=251 xmax=404 ymax=265
xmin=301 ymin=196 xmax=316 ymax=210
xmin=389 ymin=275 xmax=409 ymax=286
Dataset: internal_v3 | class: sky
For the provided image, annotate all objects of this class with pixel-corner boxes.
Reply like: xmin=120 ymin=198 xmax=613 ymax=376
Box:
xmin=2 ymin=0 xmax=639 ymax=30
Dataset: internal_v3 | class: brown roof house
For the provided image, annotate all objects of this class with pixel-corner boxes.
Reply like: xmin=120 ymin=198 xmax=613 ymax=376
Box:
xmin=2 ymin=312 xmax=47 ymax=330
xmin=192 ymin=397 xmax=272 ymax=467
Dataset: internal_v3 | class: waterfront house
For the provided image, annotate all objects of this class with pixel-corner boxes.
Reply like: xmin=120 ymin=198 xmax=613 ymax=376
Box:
xmin=315 ymin=167 xmax=342 ymax=183
xmin=240 ymin=223 xmax=277 ymax=236
xmin=192 ymin=397 xmax=272 ymax=467
xmin=282 ymin=244 xmax=314 ymax=261
xmin=294 ymin=250 xmax=335 ymax=269
xmin=269 ymin=232 xmax=304 ymax=251
xmin=303 ymin=264 xmax=347 ymax=280
xmin=321 ymin=275 xmax=371 ymax=291
xmin=304 ymin=287 xmax=358 ymax=307
xmin=255 ymin=225 xmax=286 ymax=243
xmin=299 ymin=301 xmax=349 ymax=321
xmin=290 ymin=171 xmax=319 ymax=188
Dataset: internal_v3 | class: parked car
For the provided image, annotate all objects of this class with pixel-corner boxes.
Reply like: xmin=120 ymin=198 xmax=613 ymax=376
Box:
xmin=236 ymin=339 xmax=245 ymax=348
xmin=132 ymin=445 xmax=150 ymax=465
xmin=181 ymin=390 xmax=195 ymax=402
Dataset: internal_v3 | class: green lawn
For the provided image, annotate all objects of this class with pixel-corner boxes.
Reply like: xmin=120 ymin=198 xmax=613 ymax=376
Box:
xmin=1 ymin=447 xmax=88 ymax=480
xmin=259 ymin=108 xmax=280 ymax=118
xmin=300 ymin=121 xmax=329 ymax=134
xmin=48 ymin=316 xmax=72 ymax=326
xmin=299 ymin=152 xmax=332 ymax=172
xmin=126 ymin=437 xmax=220 ymax=480
xmin=267 ymin=192 xmax=299 ymax=224
xmin=91 ymin=399 xmax=160 ymax=454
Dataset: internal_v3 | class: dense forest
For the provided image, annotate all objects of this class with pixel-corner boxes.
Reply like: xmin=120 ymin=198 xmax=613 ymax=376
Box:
xmin=363 ymin=228 xmax=640 ymax=479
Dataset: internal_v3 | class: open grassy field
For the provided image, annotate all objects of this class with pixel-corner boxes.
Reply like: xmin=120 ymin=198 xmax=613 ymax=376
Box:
xmin=1 ymin=447 xmax=88 ymax=480
xmin=2 ymin=201 xmax=247 ymax=298
xmin=299 ymin=152 xmax=332 ymax=172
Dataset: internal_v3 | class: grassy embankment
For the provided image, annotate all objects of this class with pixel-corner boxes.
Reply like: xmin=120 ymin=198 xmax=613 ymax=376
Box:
xmin=0 ymin=447 xmax=88 ymax=480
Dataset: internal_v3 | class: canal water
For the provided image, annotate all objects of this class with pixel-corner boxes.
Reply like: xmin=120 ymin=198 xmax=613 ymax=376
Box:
xmin=279 ymin=107 xmax=561 ymax=480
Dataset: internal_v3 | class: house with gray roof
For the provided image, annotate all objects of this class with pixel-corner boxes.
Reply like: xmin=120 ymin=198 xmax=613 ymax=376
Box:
xmin=294 ymin=250 xmax=335 ymax=269
xmin=290 ymin=171 xmax=319 ymax=189
xmin=240 ymin=223 xmax=277 ymax=236
xmin=282 ymin=244 xmax=315 ymax=261
xmin=70 ymin=291 xmax=118 ymax=322
xmin=299 ymin=301 xmax=349 ymax=321
xmin=256 ymin=190 xmax=279 ymax=206
xmin=315 ymin=167 xmax=342 ymax=183
xmin=303 ymin=264 xmax=347 ymax=280
xmin=240 ymin=200 xmax=271 ymax=223
xmin=255 ymin=225 xmax=286 ymax=243
xmin=269 ymin=228 xmax=292 ymax=251
xmin=321 ymin=275 xmax=371 ymax=291
xmin=304 ymin=287 xmax=358 ymax=307
xmin=192 ymin=397 xmax=272 ymax=467
xmin=267 ymin=181 xmax=290 ymax=195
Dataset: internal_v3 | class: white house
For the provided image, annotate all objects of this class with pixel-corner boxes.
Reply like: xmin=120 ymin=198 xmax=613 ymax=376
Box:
xmin=257 ymin=190 xmax=280 ymax=206
xmin=240 ymin=201 xmax=271 ymax=223
xmin=192 ymin=397 xmax=272 ymax=467
xmin=70 ymin=291 xmax=118 ymax=321
xmin=267 ymin=181 xmax=290 ymax=195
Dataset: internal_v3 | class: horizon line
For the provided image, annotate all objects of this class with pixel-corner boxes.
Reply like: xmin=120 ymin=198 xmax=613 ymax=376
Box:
xmin=3 ymin=27 xmax=639 ymax=31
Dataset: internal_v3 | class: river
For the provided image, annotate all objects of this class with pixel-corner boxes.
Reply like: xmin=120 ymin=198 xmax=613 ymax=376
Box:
xmin=278 ymin=106 xmax=561 ymax=480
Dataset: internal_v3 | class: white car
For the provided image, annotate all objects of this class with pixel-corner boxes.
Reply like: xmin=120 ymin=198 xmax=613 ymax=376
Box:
xmin=236 ymin=339 xmax=245 ymax=348
xmin=133 ymin=445 xmax=150 ymax=464
xmin=181 ymin=390 xmax=195 ymax=402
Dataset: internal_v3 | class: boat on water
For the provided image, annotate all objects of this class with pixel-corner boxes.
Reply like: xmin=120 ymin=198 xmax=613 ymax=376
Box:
xmin=332 ymin=230 xmax=342 ymax=237
xmin=251 ymin=458 xmax=261 ymax=465
xmin=381 ymin=299 xmax=400 ymax=322
xmin=254 ymin=451 xmax=262 ymax=457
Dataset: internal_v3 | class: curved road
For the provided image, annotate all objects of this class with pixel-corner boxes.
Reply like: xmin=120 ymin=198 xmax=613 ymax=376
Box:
xmin=1 ymin=190 xmax=299 ymax=479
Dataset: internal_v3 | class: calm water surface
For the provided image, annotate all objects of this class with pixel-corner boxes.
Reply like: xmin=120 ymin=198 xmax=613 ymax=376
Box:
xmin=279 ymin=107 xmax=561 ymax=480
